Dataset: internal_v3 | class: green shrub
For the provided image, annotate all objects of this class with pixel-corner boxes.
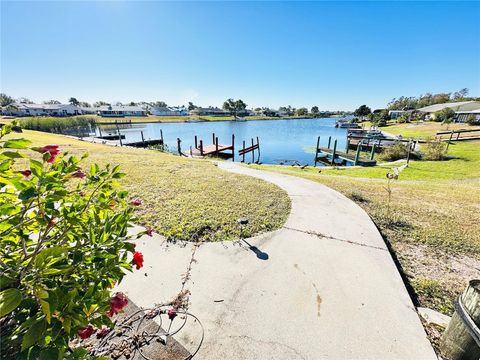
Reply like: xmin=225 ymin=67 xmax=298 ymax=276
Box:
xmin=466 ymin=114 xmax=478 ymax=126
xmin=0 ymin=123 xmax=150 ymax=358
xmin=433 ymin=108 xmax=455 ymax=123
xmin=396 ymin=113 xmax=410 ymax=124
xmin=422 ymin=141 xmax=447 ymax=161
xmin=378 ymin=143 xmax=410 ymax=161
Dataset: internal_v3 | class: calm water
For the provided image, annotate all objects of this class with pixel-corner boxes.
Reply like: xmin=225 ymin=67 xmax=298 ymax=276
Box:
xmin=97 ymin=117 xmax=349 ymax=165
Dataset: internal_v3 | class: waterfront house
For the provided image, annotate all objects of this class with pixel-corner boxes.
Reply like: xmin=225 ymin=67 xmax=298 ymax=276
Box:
xmin=151 ymin=106 xmax=189 ymax=116
xmin=3 ymin=103 xmax=82 ymax=117
xmin=189 ymin=107 xmax=230 ymax=116
xmin=417 ymin=101 xmax=480 ymax=122
xmin=97 ymin=105 xmax=146 ymax=117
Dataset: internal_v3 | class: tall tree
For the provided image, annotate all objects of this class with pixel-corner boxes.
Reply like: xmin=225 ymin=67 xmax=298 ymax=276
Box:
xmin=154 ymin=101 xmax=167 ymax=108
xmin=188 ymin=102 xmax=197 ymax=111
xmin=222 ymin=98 xmax=247 ymax=119
xmin=43 ymin=100 xmax=61 ymax=105
xmin=94 ymin=101 xmax=108 ymax=107
xmin=295 ymin=107 xmax=308 ymax=116
xmin=79 ymin=101 xmax=91 ymax=108
xmin=17 ymin=97 xmax=33 ymax=104
xmin=69 ymin=97 xmax=80 ymax=106
xmin=0 ymin=93 xmax=17 ymax=114
xmin=354 ymin=105 xmax=372 ymax=117
xmin=311 ymin=106 xmax=319 ymax=116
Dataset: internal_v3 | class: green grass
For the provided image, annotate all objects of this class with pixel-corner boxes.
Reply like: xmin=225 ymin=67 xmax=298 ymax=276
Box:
xmin=378 ymin=121 xmax=480 ymax=139
xmin=250 ymin=137 xmax=480 ymax=316
xmin=9 ymin=130 xmax=290 ymax=243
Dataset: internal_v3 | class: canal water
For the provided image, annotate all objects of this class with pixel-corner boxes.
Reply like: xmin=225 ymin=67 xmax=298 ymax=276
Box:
xmin=97 ymin=117 xmax=349 ymax=165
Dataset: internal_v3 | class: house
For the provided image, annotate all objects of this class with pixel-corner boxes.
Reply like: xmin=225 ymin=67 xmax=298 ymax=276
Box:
xmin=3 ymin=103 xmax=82 ymax=117
xmin=151 ymin=106 xmax=189 ymax=116
xmin=189 ymin=107 xmax=230 ymax=116
xmin=388 ymin=109 xmax=414 ymax=120
xmin=97 ymin=105 xmax=146 ymax=117
xmin=417 ymin=101 xmax=480 ymax=122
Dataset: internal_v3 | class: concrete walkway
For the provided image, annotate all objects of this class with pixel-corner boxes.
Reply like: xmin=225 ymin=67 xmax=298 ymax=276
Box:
xmin=116 ymin=162 xmax=437 ymax=360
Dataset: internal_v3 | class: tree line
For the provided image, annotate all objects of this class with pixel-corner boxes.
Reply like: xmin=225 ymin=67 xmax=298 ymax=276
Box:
xmin=387 ymin=88 xmax=479 ymax=110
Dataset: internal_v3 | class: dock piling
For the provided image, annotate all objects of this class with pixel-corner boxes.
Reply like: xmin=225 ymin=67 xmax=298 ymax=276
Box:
xmin=215 ymin=137 xmax=219 ymax=155
xmin=194 ymin=135 xmax=198 ymax=149
xmin=160 ymin=129 xmax=164 ymax=143
xmin=327 ymin=136 xmax=332 ymax=149
xmin=199 ymin=140 xmax=204 ymax=156
xmin=331 ymin=139 xmax=337 ymax=165
xmin=370 ymin=144 xmax=376 ymax=160
xmin=345 ymin=138 xmax=350 ymax=154
xmin=354 ymin=144 xmax=361 ymax=166
xmin=314 ymin=136 xmax=320 ymax=167
xmin=141 ymin=131 xmax=145 ymax=146
xmin=242 ymin=140 xmax=246 ymax=162
xmin=251 ymin=138 xmax=255 ymax=163
xmin=256 ymin=136 xmax=260 ymax=163
xmin=232 ymin=134 xmax=235 ymax=162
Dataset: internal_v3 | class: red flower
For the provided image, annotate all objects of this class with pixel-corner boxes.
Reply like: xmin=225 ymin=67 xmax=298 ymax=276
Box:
xmin=78 ymin=325 xmax=95 ymax=340
xmin=167 ymin=308 xmax=177 ymax=320
xmin=20 ymin=169 xmax=32 ymax=177
xmin=39 ymin=145 xmax=60 ymax=163
xmin=96 ymin=325 xmax=110 ymax=338
xmin=145 ymin=226 xmax=154 ymax=237
xmin=132 ymin=251 xmax=144 ymax=270
xmin=131 ymin=198 xmax=142 ymax=206
xmin=72 ymin=169 xmax=87 ymax=178
xmin=107 ymin=292 xmax=128 ymax=317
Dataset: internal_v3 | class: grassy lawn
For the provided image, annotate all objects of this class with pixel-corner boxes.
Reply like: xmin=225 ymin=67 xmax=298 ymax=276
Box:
xmin=7 ymin=130 xmax=290 ymax=242
xmin=251 ymin=139 xmax=480 ymax=319
xmin=378 ymin=121 xmax=480 ymax=139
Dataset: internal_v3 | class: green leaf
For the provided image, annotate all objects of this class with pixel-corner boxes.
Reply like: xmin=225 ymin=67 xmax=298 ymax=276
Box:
xmin=3 ymin=138 xmax=32 ymax=149
xmin=1 ymin=151 xmax=26 ymax=159
xmin=19 ymin=187 xmax=37 ymax=201
xmin=0 ymin=288 xmax=22 ymax=317
xmin=35 ymin=247 xmax=67 ymax=268
xmin=21 ymin=318 xmax=46 ymax=351
xmin=30 ymin=159 xmax=43 ymax=177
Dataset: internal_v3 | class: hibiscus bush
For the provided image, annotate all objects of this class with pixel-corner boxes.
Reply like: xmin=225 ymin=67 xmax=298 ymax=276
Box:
xmin=0 ymin=123 xmax=148 ymax=359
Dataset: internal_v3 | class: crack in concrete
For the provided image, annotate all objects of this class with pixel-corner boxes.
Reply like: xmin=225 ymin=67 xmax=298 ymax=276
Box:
xmin=284 ymin=226 xmax=387 ymax=252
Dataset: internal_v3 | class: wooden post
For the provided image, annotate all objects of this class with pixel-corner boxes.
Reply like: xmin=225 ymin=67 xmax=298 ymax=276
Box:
xmin=441 ymin=280 xmax=480 ymax=360
xmin=331 ymin=139 xmax=337 ymax=165
xmin=345 ymin=138 xmax=350 ymax=154
xmin=212 ymin=133 xmax=216 ymax=144
xmin=190 ymin=146 xmax=193 ymax=156
xmin=327 ymin=136 xmax=331 ymax=149
xmin=177 ymin=138 xmax=181 ymax=155
xmin=354 ymin=144 xmax=361 ymax=166
xmin=457 ymin=131 xmax=460 ymax=140
xmin=256 ymin=136 xmax=260 ymax=163
xmin=194 ymin=135 xmax=198 ymax=149
xmin=446 ymin=130 xmax=454 ymax=152
xmin=242 ymin=140 xmax=245 ymax=163
xmin=370 ymin=143 xmax=376 ymax=160
xmin=116 ymin=122 xmax=123 ymax=146
xmin=314 ymin=136 xmax=320 ymax=167
xmin=141 ymin=131 xmax=145 ymax=146
xmin=406 ymin=140 xmax=412 ymax=164
xmin=215 ymin=137 xmax=219 ymax=156
xmin=98 ymin=125 xmax=103 ymax=137
xmin=199 ymin=140 xmax=204 ymax=156
xmin=160 ymin=129 xmax=164 ymax=144
xmin=251 ymin=138 xmax=255 ymax=163
xmin=232 ymin=134 xmax=235 ymax=162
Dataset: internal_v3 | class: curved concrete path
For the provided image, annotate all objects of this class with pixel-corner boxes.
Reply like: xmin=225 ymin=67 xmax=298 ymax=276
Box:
xmin=117 ymin=162 xmax=436 ymax=360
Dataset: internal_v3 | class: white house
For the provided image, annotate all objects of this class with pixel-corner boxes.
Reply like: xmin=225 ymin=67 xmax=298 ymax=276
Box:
xmin=3 ymin=103 xmax=82 ymax=117
xmin=97 ymin=105 xmax=147 ymax=117
xmin=189 ymin=107 xmax=230 ymax=116
xmin=151 ymin=106 xmax=189 ymax=116
xmin=417 ymin=101 xmax=480 ymax=122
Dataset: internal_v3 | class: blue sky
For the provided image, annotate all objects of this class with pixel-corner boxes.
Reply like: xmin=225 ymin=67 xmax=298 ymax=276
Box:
xmin=1 ymin=1 xmax=479 ymax=110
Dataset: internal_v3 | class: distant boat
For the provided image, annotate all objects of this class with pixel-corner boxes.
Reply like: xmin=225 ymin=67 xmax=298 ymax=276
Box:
xmin=335 ymin=120 xmax=360 ymax=129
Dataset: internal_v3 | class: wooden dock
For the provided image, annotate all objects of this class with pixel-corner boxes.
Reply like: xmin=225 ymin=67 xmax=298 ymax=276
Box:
xmin=314 ymin=136 xmax=377 ymax=167
xmin=436 ymin=128 xmax=480 ymax=141
xmin=190 ymin=133 xmax=235 ymax=159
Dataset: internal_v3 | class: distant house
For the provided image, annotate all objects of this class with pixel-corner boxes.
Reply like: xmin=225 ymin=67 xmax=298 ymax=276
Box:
xmin=3 ymin=103 xmax=82 ymax=117
xmin=189 ymin=107 xmax=230 ymax=116
xmin=151 ymin=106 xmax=189 ymax=116
xmin=388 ymin=109 xmax=414 ymax=120
xmin=417 ymin=101 xmax=480 ymax=122
xmin=97 ymin=105 xmax=146 ymax=117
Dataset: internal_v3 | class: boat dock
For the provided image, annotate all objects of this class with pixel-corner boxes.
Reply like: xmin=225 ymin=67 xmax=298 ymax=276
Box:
xmin=314 ymin=136 xmax=377 ymax=167
xmin=190 ymin=133 xmax=235 ymax=159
